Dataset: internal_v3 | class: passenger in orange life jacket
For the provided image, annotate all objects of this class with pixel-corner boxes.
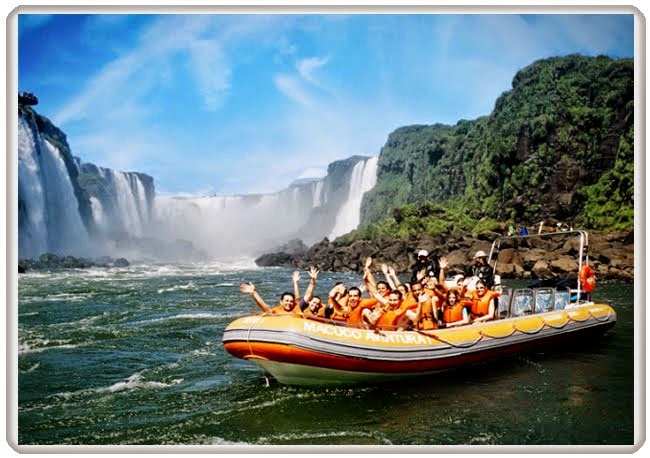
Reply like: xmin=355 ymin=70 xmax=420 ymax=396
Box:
xmin=329 ymin=285 xmax=377 ymax=325
xmin=361 ymin=290 xmax=394 ymax=326
xmin=296 ymin=266 xmax=330 ymax=318
xmin=239 ymin=282 xmax=301 ymax=314
xmin=326 ymin=282 xmax=349 ymax=321
xmin=441 ymin=288 xmax=472 ymax=328
xmin=359 ymin=268 xmax=394 ymax=327
xmin=422 ymin=273 xmax=446 ymax=303
xmin=404 ymin=281 xmax=439 ymax=330
xmin=396 ymin=282 xmax=412 ymax=303
xmin=469 ymin=279 xmax=499 ymax=322
xmin=381 ymin=263 xmax=411 ymax=297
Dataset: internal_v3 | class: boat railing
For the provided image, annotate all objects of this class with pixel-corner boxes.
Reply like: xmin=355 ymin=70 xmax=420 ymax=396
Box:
xmin=494 ymin=284 xmax=590 ymax=320
xmin=489 ymin=230 xmax=591 ymax=301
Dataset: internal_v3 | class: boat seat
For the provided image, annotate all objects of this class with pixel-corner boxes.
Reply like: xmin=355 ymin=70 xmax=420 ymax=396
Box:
xmin=511 ymin=288 xmax=534 ymax=317
xmin=555 ymin=288 xmax=571 ymax=310
xmin=496 ymin=287 xmax=512 ymax=319
xmin=534 ymin=287 xmax=555 ymax=313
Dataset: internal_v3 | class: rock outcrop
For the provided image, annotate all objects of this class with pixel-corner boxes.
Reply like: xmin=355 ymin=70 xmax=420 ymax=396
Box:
xmin=255 ymin=230 xmax=634 ymax=283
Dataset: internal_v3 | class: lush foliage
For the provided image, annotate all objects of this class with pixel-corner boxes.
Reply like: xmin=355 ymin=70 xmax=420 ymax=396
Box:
xmin=339 ymin=199 xmax=502 ymax=243
xmin=359 ymin=55 xmax=634 ymax=240
xmin=579 ymin=127 xmax=635 ymax=231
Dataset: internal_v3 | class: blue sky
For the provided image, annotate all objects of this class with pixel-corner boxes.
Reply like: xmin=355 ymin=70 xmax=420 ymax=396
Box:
xmin=17 ymin=12 xmax=635 ymax=196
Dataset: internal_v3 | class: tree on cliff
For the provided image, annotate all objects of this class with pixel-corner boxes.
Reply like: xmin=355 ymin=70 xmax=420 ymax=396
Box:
xmin=360 ymin=54 xmax=634 ymax=234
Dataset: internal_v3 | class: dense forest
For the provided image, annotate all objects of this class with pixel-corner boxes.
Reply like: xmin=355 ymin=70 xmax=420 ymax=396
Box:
xmin=354 ymin=54 xmax=634 ymax=242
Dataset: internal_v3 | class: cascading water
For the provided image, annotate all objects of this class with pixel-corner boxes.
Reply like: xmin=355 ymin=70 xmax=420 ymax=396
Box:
xmin=18 ymin=117 xmax=48 ymax=258
xmin=99 ymin=169 xmax=149 ymax=237
xmin=18 ymin=116 xmax=92 ymax=258
xmin=18 ymin=109 xmax=379 ymax=262
xmin=328 ymin=156 xmax=378 ymax=240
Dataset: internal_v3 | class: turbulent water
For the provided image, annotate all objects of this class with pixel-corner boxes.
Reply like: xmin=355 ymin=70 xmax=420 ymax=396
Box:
xmin=15 ymin=263 xmax=635 ymax=449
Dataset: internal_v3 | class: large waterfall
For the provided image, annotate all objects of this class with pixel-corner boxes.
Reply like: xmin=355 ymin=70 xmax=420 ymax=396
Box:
xmin=151 ymin=156 xmax=379 ymax=258
xmin=18 ymin=116 xmax=92 ymax=258
xmin=18 ymin=110 xmax=155 ymax=260
xmin=17 ymin=108 xmax=379 ymax=262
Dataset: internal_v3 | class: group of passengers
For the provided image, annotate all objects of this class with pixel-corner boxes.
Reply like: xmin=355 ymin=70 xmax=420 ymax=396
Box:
xmin=239 ymin=249 xmax=499 ymax=332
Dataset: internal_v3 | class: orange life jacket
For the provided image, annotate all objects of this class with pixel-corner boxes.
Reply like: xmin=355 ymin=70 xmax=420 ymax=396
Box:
xmin=417 ymin=296 xmax=438 ymax=330
xmin=377 ymin=309 xmax=397 ymax=327
xmin=346 ymin=298 xmax=378 ymax=325
xmin=303 ymin=305 xmax=326 ymax=318
xmin=443 ymin=300 xmax=471 ymax=323
xmin=471 ymin=290 xmax=499 ymax=317
xmin=271 ymin=303 xmax=301 ymax=314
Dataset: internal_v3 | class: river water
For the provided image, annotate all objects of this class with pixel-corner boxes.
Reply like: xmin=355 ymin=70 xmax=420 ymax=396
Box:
xmin=13 ymin=262 xmax=637 ymax=450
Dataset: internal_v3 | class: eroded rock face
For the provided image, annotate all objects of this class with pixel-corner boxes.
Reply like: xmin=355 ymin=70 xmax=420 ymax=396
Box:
xmin=255 ymin=230 xmax=634 ymax=283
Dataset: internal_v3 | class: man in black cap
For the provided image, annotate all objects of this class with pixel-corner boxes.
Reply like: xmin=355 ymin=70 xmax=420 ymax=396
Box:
xmin=410 ymin=249 xmax=440 ymax=284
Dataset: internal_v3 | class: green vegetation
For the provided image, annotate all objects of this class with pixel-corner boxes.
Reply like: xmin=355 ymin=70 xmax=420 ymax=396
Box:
xmin=357 ymin=54 xmax=634 ymax=242
xmin=580 ymin=127 xmax=634 ymax=231
xmin=339 ymin=199 xmax=502 ymax=244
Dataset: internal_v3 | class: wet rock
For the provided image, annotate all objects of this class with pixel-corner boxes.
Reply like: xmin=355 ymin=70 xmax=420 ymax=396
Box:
xmin=254 ymin=230 xmax=635 ymax=284
xmin=114 ymin=258 xmax=130 ymax=267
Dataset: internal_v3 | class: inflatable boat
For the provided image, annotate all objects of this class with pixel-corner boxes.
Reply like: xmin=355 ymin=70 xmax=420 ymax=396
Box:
xmin=222 ymin=231 xmax=616 ymax=385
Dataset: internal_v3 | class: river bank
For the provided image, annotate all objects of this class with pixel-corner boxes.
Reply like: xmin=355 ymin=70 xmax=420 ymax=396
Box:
xmin=255 ymin=229 xmax=635 ymax=283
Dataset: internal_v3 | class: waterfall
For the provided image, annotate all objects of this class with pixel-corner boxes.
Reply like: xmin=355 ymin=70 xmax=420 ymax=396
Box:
xmin=149 ymin=156 xmax=379 ymax=259
xmin=18 ymin=117 xmax=91 ymax=258
xmin=18 ymin=118 xmax=48 ymax=258
xmin=89 ymin=197 xmax=106 ymax=227
xmin=18 ymin=108 xmax=379 ymax=262
xmin=99 ymin=169 xmax=148 ymax=236
xmin=312 ymin=180 xmax=324 ymax=207
xmin=328 ymin=156 xmax=378 ymax=240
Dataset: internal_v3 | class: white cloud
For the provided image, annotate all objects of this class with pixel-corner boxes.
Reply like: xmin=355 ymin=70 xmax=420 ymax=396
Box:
xmin=188 ymin=40 xmax=231 ymax=111
xmin=296 ymin=55 xmax=330 ymax=86
xmin=274 ymin=74 xmax=315 ymax=108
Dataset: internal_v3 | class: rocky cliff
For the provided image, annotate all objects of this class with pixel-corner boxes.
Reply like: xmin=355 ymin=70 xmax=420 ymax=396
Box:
xmin=360 ymin=55 xmax=634 ymax=232
xmin=255 ymin=228 xmax=634 ymax=283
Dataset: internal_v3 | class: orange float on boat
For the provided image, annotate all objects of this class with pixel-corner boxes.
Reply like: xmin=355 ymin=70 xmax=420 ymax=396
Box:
xmin=580 ymin=264 xmax=597 ymax=293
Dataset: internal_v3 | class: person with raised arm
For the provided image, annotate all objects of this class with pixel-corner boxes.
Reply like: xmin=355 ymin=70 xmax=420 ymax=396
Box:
xmin=404 ymin=281 xmax=439 ymax=330
xmin=239 ymin=282 xmax=301 ymax=314
xmin=298 ymin=267 xmax=328 ymax=318
xmin=292 ymin=270 xmax=301 ymax=302
xmin=410 ymin=249 xmax=440 ymax=285
xmin=361 ymin=289 xmax=412 ymax=330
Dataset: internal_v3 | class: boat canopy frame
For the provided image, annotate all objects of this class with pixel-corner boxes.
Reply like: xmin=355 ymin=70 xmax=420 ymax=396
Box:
xmin=487 ymin=230 xmax=591 ymax=307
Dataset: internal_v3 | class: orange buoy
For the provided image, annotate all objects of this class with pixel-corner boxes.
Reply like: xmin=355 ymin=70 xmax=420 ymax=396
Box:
xmin=579 ymin=265 xmax=596 ymax=293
